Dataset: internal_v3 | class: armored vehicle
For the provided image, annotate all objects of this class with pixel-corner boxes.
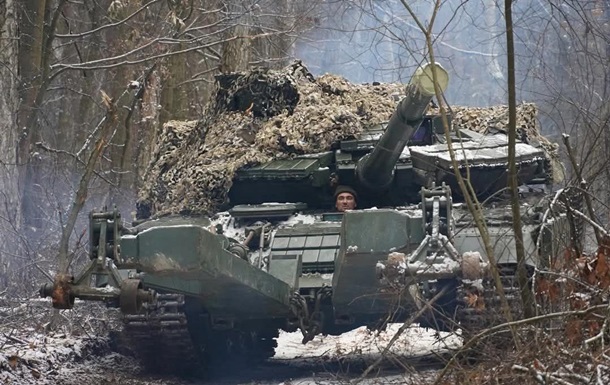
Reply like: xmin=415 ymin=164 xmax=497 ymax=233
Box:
xmin=40 ymin=63 xmax=567 ymax=373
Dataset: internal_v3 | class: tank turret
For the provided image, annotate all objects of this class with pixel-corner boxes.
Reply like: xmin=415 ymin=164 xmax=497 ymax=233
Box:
xmin=356 ymin=63 xmax=449 ymax=190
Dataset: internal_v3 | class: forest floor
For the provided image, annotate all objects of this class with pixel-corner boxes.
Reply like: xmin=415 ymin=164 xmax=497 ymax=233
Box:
xmin=0 ymin=298 xmax=460 ymax=385
xmin=5 ymin=285 xmax=610 ymax=385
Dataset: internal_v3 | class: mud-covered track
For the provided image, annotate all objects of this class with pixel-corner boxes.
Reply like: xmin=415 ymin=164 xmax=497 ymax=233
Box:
xmin=120 ymin=293 xmax=201 ymax=374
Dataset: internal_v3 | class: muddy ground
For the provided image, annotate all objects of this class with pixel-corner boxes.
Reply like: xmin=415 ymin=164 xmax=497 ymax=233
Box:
xmin=1 ymin=300 xmax=457 ymax=385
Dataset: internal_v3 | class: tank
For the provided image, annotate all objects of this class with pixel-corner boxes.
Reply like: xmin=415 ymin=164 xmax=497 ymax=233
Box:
xmin=40 ymin=63 xmax=568 ymax=374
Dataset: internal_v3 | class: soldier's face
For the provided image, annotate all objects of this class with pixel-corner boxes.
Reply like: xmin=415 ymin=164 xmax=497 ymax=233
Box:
xmin=336 ymin=192 xmax=356 ymax=212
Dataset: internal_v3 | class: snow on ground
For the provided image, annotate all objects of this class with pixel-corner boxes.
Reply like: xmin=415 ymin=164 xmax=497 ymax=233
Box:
xmin=0 ymin=330 xmax=186 ymax=385
xmin=275 ymin=324 xmax=460 ymax=361
xmin=0 ymin=331 xmax=106 ymax=384
xmin=259 ymin=325 xmax=460 ymax=385
xmin=0 ymin=320 xmax=459 ymax=385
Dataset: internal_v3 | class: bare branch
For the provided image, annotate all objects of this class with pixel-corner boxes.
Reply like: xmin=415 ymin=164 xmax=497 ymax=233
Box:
xmin=434 ymin=304 xmax=610 ymax=384
xmin=354 ymin=286 xmax=449 ymax=384
xmin=55 ymin=0 xmax=164 ymax=39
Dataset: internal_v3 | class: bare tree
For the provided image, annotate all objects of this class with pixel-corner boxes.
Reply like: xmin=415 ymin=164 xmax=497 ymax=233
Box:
xmin=504 ymin=0 xmax=535 ymax=317
xmin=0 ymin=0 xmax=21 ymax=292
xmin=1 ymin=0 xmax=322 ymax=293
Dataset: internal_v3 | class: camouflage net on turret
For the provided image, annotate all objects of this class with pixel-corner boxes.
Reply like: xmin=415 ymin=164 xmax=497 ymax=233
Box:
xmin=137 ymin=61 xmax=556 ymax=219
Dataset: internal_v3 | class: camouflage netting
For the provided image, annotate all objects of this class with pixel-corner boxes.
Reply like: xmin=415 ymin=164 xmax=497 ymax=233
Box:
xmin=137 ymin=61 xmax=556 ymax=219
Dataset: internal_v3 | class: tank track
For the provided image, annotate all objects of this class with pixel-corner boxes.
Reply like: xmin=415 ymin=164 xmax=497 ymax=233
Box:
xmin=457 ymin=265 xmax=523 ymax=341
xmin=204 ymin=328 xmax=278 ymax=362
xmin=120 ymin=293 xmax=201 ymax=374
xmin=118 ymin=293 xmax=279 ymax=375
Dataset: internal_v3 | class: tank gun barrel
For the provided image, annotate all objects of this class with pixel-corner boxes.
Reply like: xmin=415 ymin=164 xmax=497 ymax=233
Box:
xmin=356 ymin=63 xmax=449 ymax=190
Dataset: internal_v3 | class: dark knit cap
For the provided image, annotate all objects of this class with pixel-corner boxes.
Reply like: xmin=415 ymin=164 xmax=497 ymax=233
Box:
xmin=334 ymin=185 xmax=358 ymax=201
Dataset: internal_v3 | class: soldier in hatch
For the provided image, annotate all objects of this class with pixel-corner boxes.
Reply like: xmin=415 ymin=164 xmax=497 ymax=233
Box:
xmin=334 ymin=185 xmax=358 ymax=212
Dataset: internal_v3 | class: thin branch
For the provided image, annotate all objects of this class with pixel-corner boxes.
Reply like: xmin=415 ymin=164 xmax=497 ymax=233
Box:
xmin=55 ymin=0 xmax=164 ymax=39
xmin=35 ymin=142 xmax=114 ymax=185
xmin=563 ymin=134 xmax=603 ymax=244
xmin=433 ymin=304 xmax=609 ymax=384
xmin=51 ymin=31 xmax=280 ymax=73
xmin=353 ymin=287 xmax=449 ymax=383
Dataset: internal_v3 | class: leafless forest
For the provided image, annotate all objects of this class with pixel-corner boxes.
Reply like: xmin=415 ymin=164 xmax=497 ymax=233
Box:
xmin=1 ymin=1 xmax=610 ymax=384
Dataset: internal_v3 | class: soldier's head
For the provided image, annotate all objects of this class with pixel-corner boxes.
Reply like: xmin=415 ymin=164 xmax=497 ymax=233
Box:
xmin=334 ymin=185 xmax=358 ymax=212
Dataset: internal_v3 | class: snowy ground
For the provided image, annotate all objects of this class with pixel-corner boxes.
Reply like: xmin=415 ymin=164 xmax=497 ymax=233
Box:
xmin=276 ymin=323 xmax=459 ymax=361
xmin=1 ymin=303 xmax=461 ymax=385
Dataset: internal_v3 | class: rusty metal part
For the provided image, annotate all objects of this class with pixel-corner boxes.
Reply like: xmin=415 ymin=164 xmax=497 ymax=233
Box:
xmin=228 ymin=242 xmax=249 ymax=260
xmin=46 ymin=274 xmax=76 ymax=309
xmin=40 ymin=267 xmax=155 ymax=312
xmin=40 ymin=274 xmax=121 ymax=310
xmin=40 ymin=213 xmax=147 ymax=309
xmin=376 ymin=252 xmax=407 ymax=287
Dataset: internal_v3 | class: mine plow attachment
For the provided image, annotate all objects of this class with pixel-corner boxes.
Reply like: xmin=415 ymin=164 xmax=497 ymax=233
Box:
xmin=374 ymin=184 xmax=490 ymax=332
xmin=38 ymin=270 xmax=155 ymax=313
xmin=39 ymin=210 xmax=156 ymax=312
xmin=377 ymin=184 xmax=489 ymax=287
xmin=41 ymin=209 xmax=296 ymax=319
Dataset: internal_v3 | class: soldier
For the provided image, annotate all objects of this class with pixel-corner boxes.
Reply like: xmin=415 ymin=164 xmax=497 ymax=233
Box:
xmin=334 ymin=185 xmax=358 ymax=212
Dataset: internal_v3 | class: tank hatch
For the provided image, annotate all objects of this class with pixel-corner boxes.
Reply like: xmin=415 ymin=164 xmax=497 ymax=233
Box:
xmin=229 ymin=203 xmax=307 ymax=220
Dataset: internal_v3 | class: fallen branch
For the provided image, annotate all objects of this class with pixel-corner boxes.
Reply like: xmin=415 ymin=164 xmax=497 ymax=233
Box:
xmin=513 ymin=363 xmax=593 ymax=385
xmin=3 ymin=333 xmax=28 ymax=345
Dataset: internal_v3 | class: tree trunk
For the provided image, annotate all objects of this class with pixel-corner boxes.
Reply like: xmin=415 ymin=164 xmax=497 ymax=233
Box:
xmin=17 ymin=0 xmax=50 ymax=229
xmin=0 ymin=0 xmax=21 ymax=291
xmin=505 ymin=0 xmax=535 ymax=318
xmin=135 ymin=71 xmax=162 ymax=188
xmin=219 ymin=2 xmax=251 ymax=73
xmin=18 ymin=0 xmax=66 ymax=229
xmin=602 ymin=0 xmax=610 ymax=227
xmin=485 ymin=0 xmax=503 ymax=103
